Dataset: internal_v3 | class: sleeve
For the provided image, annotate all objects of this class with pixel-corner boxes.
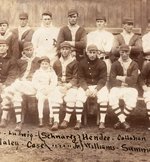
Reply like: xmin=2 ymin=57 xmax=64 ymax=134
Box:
xmin=31 ymin=30 xmax=40 ymax=51
xmin=53 ymin=60 xmax=62 ymax=82
xmin=96 ymin=61 xmax=107 ymax=90
xmin=103 ymin=34 xmax=115 ymax=53
xmin=4 ymin=59 xmax=18 ymax=86
xmin=78 ymin=62 xmax=88 ymax=90
xmin=109 ymin=63 xmax=122 ymax=87
xmin=11 ymin=34 xmax=20 ymax=59
xmin=74 ymin=28 xmax=87 ymax=50
xmin=124 ymin=63 xmax=139 ymax=85
xmin=56 ymin=28 xmax=65 ymax=50
xmin=66 ymin=61 xmax=78 ymax=86
xmin=131 ymin=35 xmax=143 ymax=54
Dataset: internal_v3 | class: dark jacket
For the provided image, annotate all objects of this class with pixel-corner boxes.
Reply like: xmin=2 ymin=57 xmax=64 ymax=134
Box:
xmin=78 ymin=57 xmax=107 ymax=91
xmin=110 ymin=60 xmax=138 ymax=88
xmin=12 ymin=28 xmax=34 ymax=58
xmin=113 ymin=33 xmax=142 ymax=62
xmin=53 ymin=59 xmax=78 ymax=87
xmin=0 ymin=54 xmax=18 ymax=86
xmin=57 ymin=26 xmax=87 ymax=61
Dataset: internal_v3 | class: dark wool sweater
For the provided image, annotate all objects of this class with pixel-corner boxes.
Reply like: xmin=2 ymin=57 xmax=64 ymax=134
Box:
xmin=53 ymin=59 xmax=78 ymax=87
xmin=17 ymin=57 xmax=40 ymax=81
xmin=56 ymin=26 xmax=87 ymax=61
xmin=78 ymin=57 xmax=107 ymax=91
xmin=0 ymin=55 xmax=18 ymax=86
xmin=110 ymin=60 xmax=139 ymax=88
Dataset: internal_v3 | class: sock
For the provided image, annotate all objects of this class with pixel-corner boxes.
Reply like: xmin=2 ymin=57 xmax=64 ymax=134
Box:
xmin=48 ymin=99 xmax=53 ymax=118
xmin=112 ymin=106 xmax=123 ymax=122
xmin=64 ymin=106 xmax=74 ymax=122
xmin=14 ymin=106 xmax=22 ymax=123
xmin=146 ymin=102 xmax=150 ymax=121
xmin=52 ymin=105 xmax=60 ymax=123
xmin=99 ymin=103 xmax=108 ymax=123
xmin=37 ymin=98 xmax=45 ymax=119
xmin=76 ymin=107 xmax=83 ymax=122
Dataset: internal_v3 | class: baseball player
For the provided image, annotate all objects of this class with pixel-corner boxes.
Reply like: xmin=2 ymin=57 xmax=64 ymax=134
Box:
xmin=109 ymin=44 xmax=139 ymax=131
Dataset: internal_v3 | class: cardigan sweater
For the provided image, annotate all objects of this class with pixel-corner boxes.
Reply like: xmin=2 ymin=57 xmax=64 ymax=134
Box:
xmin=57 ymin=26 xmax=87 ymax=61
xmin=53 ymin=58 xmax=78 ymax=87
xmin=110 ymin=59 xmax=138 ymax=88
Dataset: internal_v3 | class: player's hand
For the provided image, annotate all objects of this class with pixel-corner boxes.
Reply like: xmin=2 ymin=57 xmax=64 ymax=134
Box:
xmin=91 ymin=89 xmax=98 ymax=97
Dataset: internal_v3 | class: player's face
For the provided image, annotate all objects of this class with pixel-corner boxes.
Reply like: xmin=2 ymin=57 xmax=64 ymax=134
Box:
xmin=40 ymin=61 xmax=50 ymax=70
xmin=96 ymin=20 xmax=106 ymax=30
xmin=0 ymin=24 xmax=8 ymax=34
xmin=0 ymin=43 xmax=8 ymax=56
xmin=123 ymin=23 xmax=133 ymax=33
xmin=42 ymin=15 xmax=52 ymax=27
xmin=19 ymin=18 xmax=28 ymax=27
xmin=60 ymin=47 xmax=71 ymax=58
xmin=119 ymin=50 xmax=130 ymax=61
xmin=23 ymin=47 xmax=34 ymax=58
xmin=87 ymin=50 xmax=98 ymax=61
xmin=68 ymin=14 xmax=78 ymax=26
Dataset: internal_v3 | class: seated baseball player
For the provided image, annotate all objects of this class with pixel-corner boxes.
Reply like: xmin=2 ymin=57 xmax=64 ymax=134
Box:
xmin=75 ymin=44 xmax=109 ymax=130
xmin=32 ymin=56 xmax=58 ymax=127
xmin=139 ymin=61 xmax=150 ymax=130
xmin=109 ymin=44 xmax=139 ymax=131
xmin=0 ymin=42 xmax=39 ymax=131
xmin=51 ymin=41 xmax=78 ymax=131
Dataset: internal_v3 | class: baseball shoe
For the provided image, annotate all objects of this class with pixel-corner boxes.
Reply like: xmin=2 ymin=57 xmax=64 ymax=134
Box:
xmin=51 ymin=122 xmax=59 ymax=131
xmin=114 ymin=121 xmax=122 ymax=129
xmin=0 ymin=119 xmax=7 ymax=128
xmin=38 ymin=118 xmax=43 ymax=127
xmin=60 ymin=120 xmax=68 ymax=129
xmin=74 ymin=121 xmax=81 ymax=130
xmin=49 ymin=117 xmax=53 ymax=127
xmin=15 ymin=122 xmax=22 ymax=132
xmin=99 ymin=122 xmax=105 ymax=129
xmin=122 ymin=121 xmax=131 ymax=131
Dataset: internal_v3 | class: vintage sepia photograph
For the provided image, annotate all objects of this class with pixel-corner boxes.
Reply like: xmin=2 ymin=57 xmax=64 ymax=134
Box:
xmin=0 ymin=0 xmax=149 ymax=161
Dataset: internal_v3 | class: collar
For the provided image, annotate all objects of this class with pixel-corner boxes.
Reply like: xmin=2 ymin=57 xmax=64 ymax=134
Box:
xmin=121 ymin=30 xmax=134 ymax=36
xmin=67 ymin=24 xmax=79 ymax=29
xmin=0 ymin=29 xmax=12 ymax=40
xmin=118 ymin=57 xmax=132 ymax=64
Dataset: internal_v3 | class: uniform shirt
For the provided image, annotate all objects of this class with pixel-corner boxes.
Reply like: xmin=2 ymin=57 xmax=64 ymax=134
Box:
xmin=87 ymin=29 xmax=114 ymax=53
xmin=110 ymin=59 xmax=138 ymax=88
xmin=0 ymin=54 xmax=18 ymax=86
xmin=78 ymin=57 xmax=107 ymax=91
xmin=32 ymin=25 xmax=59 ymax=60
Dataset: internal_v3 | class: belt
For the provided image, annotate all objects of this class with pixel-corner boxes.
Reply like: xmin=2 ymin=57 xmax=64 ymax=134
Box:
xmin=99 ymin=55 xmax=109 ymax=60
xmin=144 ymin=58 xmax=150 ymax=61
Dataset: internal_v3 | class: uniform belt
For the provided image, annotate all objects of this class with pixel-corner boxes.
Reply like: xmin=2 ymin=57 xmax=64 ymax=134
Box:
xmin=144 ymin=58 xmax=150 ymax=61
xmin=99 ymin=55 xmax=109 ymax=60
